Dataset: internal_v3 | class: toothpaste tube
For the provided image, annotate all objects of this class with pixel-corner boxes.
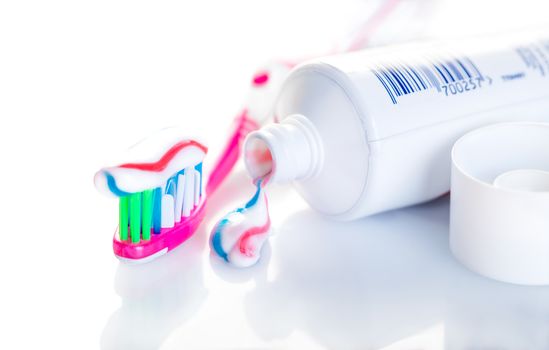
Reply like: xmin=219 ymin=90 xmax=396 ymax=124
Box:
xmin=244 ymin=30 xmax=549 ymax=220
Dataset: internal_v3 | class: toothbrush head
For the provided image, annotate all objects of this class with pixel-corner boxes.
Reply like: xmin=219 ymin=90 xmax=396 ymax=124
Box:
xmin=94 ymin=127 xmax=208 ymax=263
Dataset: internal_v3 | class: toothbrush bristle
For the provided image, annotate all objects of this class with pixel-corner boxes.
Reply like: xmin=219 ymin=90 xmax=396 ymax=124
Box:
xmin=182 ymin=167 xmax=195 ymax=218
xmin=117 ymin=161 xmax=204 ymax=244
xmin=174 ymin=171 xmax=185 ymax=223
xmin=153 ymin=187 xmax=162 ymax=234
xmin=193 ymin=169 xmax=200 ymax=206
xmin=129 ymin=193 xmax=141 ymax=243
xmin=161 ymin=194 xmax=175 ymax=228
xmin=119 ymin=196 xmax=129 ymax=241
xmin=141 ymin=189 xmax=153 ymax=241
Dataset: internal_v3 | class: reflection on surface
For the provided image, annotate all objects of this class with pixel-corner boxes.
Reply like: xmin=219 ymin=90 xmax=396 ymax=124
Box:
xmin=101 ymin=169 xmax=549 ymax=349
xmin=241 ymin=196 xmax=549 ymax=350
xmin=100 ymin=226 xmax=208 ymax=350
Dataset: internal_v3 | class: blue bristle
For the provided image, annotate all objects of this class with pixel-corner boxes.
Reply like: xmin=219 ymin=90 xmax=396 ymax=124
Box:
xmin=165 ymin=176 xmax=176 ymax=197
xmin=153 ymin=187 xmax=162 ymax=234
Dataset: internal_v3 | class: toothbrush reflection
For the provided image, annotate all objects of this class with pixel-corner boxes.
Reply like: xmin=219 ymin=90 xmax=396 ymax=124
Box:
xmin=100 ymin=226 xmax=208 ymax=350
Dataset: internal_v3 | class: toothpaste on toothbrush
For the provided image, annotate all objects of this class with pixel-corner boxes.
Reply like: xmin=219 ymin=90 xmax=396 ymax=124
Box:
xmin=210 ymin=179 xmax=271 ymax=268
xmin=94 ymin=127 xmax=207 ymax=197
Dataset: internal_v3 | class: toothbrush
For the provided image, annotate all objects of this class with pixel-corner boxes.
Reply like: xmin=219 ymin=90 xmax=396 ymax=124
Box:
xmin=95 ymin=129 xmax=205 ymax=262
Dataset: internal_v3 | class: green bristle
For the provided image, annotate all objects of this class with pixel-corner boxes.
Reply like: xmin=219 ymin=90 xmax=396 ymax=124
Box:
xmin=129 ymin=192 xmax=141 ymax=243
xmin=141 ymin=189 xmax=153 ymax=241
xmin=119 ymin=196 xmax=129 ymax=241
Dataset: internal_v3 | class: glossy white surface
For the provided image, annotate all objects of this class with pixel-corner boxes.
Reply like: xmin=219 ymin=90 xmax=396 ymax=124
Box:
xmin=104 ymin=183 xmax=549 ymax=350
xmin=1 ymin=0 xmax=549 ymax=349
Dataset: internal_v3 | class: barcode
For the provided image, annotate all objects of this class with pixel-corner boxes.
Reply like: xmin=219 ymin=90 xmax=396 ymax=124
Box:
xmin=372 ymin=55 xmax=484 ymax=104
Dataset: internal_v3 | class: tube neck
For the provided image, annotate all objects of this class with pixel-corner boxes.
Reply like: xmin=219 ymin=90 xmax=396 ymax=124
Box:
xmin=244 ymin=114 xmax=324 ymax=183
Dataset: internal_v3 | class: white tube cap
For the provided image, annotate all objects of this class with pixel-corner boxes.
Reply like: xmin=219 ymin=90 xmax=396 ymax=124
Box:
xmin=450 ymin=122 xmax=549 ymax=286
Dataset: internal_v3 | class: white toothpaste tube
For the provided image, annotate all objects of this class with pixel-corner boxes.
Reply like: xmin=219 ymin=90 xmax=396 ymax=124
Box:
xmin=244 ymin=29 xmax=549 ymax=220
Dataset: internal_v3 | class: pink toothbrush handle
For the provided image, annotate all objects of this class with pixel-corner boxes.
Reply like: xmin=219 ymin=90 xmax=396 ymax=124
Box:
xmin=206 ymin=109 xmax=259 ymax=195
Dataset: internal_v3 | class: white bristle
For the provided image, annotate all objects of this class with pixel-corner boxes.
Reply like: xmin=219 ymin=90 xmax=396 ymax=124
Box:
xmin=174 ymin=173 xmax=185 ymax=223
xmin=194 ymin=169 xmax=200 ymax=206
xmin=182 ymin=167 xmax=194 ymax=217
xmin=161 ymin=194 xmax=175 ymax=228
xmin=202 ymin=166 xmax=205 ymax=196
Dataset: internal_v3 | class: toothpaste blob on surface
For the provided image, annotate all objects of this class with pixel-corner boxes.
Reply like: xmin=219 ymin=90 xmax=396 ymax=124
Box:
xmin=94 ymin=127 xmax=207 ymax=197
xmin=211 ymin=179 xmax=271 ymax=268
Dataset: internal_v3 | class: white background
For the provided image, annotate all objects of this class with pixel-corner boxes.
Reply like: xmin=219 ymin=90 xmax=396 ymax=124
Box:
xmin=1 ymin=0 xmax=549 ymax=349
